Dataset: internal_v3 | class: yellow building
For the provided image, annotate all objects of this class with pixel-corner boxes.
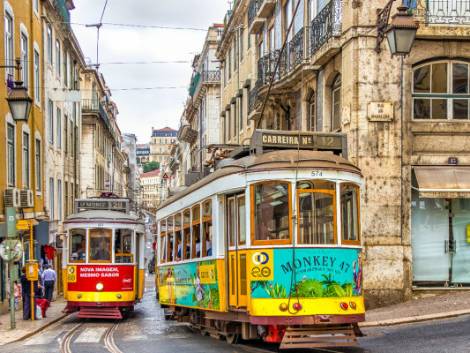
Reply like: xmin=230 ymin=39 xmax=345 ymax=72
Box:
xmin=0 ymin=0 xmax=46 ymax=312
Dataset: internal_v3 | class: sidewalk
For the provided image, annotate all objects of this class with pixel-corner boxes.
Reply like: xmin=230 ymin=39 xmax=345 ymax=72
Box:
xmin=362 ymin=291 xmax=470 ymax=327
xmin=0 ymin=297 xmax=68 ymax=346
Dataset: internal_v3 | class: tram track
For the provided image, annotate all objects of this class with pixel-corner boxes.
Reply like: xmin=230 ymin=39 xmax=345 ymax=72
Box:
xmin=59 ymin=320 xmax=123 ymax=353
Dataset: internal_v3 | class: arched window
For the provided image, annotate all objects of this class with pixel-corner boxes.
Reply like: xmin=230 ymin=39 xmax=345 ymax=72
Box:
xmin=413 ymin=60 xmax=470 ymax=120
xmin=331 ymin=75 xmax=342 ymax=131
xmin=306 ymin=89 xmax=316 ymax=131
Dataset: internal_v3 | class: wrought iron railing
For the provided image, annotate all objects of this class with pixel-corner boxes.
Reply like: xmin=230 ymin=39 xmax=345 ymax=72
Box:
xmin=289 ymin=28 xmax=305 ymax=70
xmin=310 ymin=0 xmax=342 ymax=56
xmin=425 ymin=0 xmax=470 ymax=24
xmin=201 ymin=70 xmax=221 ymax=83
xmin=249 ymin=80 xmax=262 ymax=113
xmin=248 ymin=0 xmax=262 ymax=27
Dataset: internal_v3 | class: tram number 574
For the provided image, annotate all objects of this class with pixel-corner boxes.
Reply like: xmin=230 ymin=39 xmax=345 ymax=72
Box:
xmin=311 ymin=170 xmax=323 ymax=177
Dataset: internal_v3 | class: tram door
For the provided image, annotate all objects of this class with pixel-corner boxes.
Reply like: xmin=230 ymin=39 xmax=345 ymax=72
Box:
xmin=227 ymin=194 xmax=247 ymax=309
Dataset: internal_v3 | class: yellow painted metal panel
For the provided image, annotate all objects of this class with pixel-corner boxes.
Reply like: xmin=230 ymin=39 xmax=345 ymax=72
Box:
xmin=66 ymin=291 xmax=135 ymax=302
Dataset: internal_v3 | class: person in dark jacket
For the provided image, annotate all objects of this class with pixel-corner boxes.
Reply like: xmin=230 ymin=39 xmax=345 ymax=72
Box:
xmin=20 ymin=267 xmax=38 ymax=320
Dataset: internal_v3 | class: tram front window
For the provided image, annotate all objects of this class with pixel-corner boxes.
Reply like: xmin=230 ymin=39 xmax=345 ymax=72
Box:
xmin=115 ymin=229 xmax=133 ymax=263
xmin=89 ymin=229 xmax=112 ymax=263
xmin=298 ymin=191 xmax=336 ymax=244
xmin=341 ymin=184 xmax=360 ymax=244
xmin=69 ymin=229 xmax=86 ymax=262
xmin=253 ymin=182 xmax=291 ymax=243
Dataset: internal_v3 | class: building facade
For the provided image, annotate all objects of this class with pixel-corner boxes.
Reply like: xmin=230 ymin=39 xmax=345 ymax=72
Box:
xmin=235 ymin=0 xmax=470 ymax=307
xmin=122 ymin=133 xmax=141 ymax=211
xmin=0 ymin=0 xmax=47 ymax=312
xmin=80 ymin=69 xmax=126 ymax=198
xmin=42 ymin=0 xmax=85 ymax=247
xmin=136 ymin=143 xmax=150 ymax=168
xmin=149 ymin=127 xmax=177 ymax=166
xmin=140 ymin=169 xmax=162 ymax=211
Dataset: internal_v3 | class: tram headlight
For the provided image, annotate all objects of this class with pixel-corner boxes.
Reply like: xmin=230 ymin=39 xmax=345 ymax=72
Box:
xmin=292 ymin=302 xmax=302 ymax=311
xmin=349 ymin=301 xmax=357 ymax=310
xmin=96 ymin=282 xmax=104 ymax=291
xmin=339 ymin=302 xmax=349 ymax=310
xmin=116 ymin=294 xmax=122 ymax=299
xmin=279 ymin=303 xmax=288 ymax=312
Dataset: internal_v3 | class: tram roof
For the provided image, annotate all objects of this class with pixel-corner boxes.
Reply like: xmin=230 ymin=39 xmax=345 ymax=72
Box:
xmin=157 ymin=150 xmax=361 ymax=211
xmin=64 ymin=210 xmax=143 ymax=224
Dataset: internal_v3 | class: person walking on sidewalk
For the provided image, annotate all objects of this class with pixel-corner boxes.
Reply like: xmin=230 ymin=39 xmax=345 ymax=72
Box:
xmin=42 ymin=264 xmax=56 ymax=302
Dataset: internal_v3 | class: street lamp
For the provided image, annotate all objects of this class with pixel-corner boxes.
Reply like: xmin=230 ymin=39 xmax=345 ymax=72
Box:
xmin=7 ymin=80 xmax=32 ymax=122
xmin=385 ymin=6 xmax=419 ymax=56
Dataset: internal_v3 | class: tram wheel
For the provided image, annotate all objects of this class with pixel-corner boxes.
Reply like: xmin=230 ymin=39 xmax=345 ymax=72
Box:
xmin=225 ymin=333 xmax=239 ymax=345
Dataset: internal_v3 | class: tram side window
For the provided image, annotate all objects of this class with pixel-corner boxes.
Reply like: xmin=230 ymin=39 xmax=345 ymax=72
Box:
xmin=252 ymin=182 xmax=291 ymax=243
xmin=160 ymin=220 xmax=167 ymax=263
xmin=192 ymin=205 xmax=200 ymax=259
xmin=238 ymin=196 xmax=246 ymax=245
xmin=341 ymin=184 xmax=360 ymax=244
xmin=167 ymin=217 xmax=175 ymax=262
xmin=175 ymin=214 xmax=183 ymax=261
xmin=115 ymin=229 xmax=133 ymax=263
xmin=89 ymin=229 xmax=112 ymax=263
xmin=69 ymin=229 xmax=86 ymax=262
xmin=201 ymin=200 xmax=212 ymax=257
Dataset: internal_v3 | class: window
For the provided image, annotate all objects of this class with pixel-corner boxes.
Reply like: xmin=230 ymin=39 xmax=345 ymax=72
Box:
xmin=64 ymin=114 xmax=68 ymax=154
xmin=115 ymin=229 xmax=133 ymax=263
xmin=63 ymin=51 xmax=68 ymax=86
xmin=64 ymin=181 xmax=68 ymax=216
xmin=159 ymin=220 xmax=167 ymax=263
xmin=55 ymin=40 xmax=61 ymax=77
xmin=413 ymin=61 xmax=470 ymax=120
xmin=201 ymin=201 xmax=212 ymax=256
xmin=239 ymin=95 xmax=244 ymax=131
xmin=57 ymin=179 xmax=62 ymax=220
xmin=69 ymin=229 xmax=86 ymax=262
xmin=297 ymin=181 xmax=336 ymax=244
xmin=227 ymin=197 xmax=236 ymax=247
xmin=307 ymin=90 xmax=316 ymax=130
xmin=167 ymin=217 xmax=174 ymax=262
xmin=20 ymin=33 xmax=28 ymax=88
xmin=48 ymin=100 xmax=54 ymax=144
xmin=191 ymin=205 xmax=200 ymax=258
xmin=89 ymin=229 xmax=112 ymax=263
xmin=56 ymin=107 xmax=62 ymax=148
xmin=4 ymin=11 xmax=14 ymax=79
xmin=35 ymin=139 xmax=41 ymax=191
xmin=293 ymin=0 xmax=304 ymax=35
xmin=33 ymin=0 xmax=39 ymax=13
xmin=34 ymin=49 xmax=40 ymax=103
xmin=331 ymin=75 xmax=342 ymax=131
xmin=7 ymin=123 xmax=15 ymax=186
xmin=46 ymin=24 xmax=52 ymax=63
xmin=174 ymin=213 xmax=183 ymax=261
xmin=238 ymin=196 xmax=246 ymax=245
xmin=49 ymin=178 xmax=54 ymax=220
xmin=22 ymin=132 xmax=30 ymax=188
xmin=252 ymin=182 xmax=291 ymax=244
xmin=341 ymin=184 xmax=360 ymax=245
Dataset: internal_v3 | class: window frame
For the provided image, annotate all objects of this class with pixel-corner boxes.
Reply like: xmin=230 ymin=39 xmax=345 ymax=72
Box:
xmin=331 ymin=74 xmax=342 ymax=131
xmin=201 ymin=200 xmax=212 ymax=258
xmin=412 ymin=60 xmax=470 ymax=121
xmin=340 ymin=183 xmax=361 ymax=246
xmin=33 ymin=47 xmax=40 ymax=104
xmin=250 ymin=181 xmax=293 ymax=246
xmin=22 ymin=131 xmax=30 ymax=188
xmin=69 ymin=228 xmax=87 ymax=263
xmin=35 ymin=137 xmax=41 ymax=192
xmin=296 ymin=187 xmax=337 ymax=245
xmin=4 ymin=9 xmax=14 ymax=80
xmin=6 ymin=122 xmax=15 ymax=187
xmin=20 ymin=31 xmax=28 ymax=89
xmin=88 ymin=228 xmax=112 ymax=263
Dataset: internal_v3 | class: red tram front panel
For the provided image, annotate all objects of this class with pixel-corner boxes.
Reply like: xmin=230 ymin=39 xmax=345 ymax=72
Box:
xmin=66 ymin=264 xmax=136 ymax=306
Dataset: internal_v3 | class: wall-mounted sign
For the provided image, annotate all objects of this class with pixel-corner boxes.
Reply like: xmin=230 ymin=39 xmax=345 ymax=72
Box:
xmin=367 ymin=102 xmax=394 ymax=122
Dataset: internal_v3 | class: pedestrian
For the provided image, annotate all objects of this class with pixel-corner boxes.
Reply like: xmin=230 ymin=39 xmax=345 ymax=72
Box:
xmin=20 ymin=267 xmax=38 ymax=320
xmin=42 ymin=264 xmax=57 ymax=303
xmin=13 ymin=280 xmax=21 ymax=310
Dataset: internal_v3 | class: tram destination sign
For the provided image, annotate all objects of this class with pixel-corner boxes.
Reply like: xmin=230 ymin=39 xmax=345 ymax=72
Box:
xmin=75 ymin=199 xmax=129 ymax=213
xmin=252 ymin=130 xmax=347 ymax=156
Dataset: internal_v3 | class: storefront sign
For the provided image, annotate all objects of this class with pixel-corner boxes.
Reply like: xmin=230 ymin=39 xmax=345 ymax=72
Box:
xmin=367 ymin=102 xmax=394 ymax=122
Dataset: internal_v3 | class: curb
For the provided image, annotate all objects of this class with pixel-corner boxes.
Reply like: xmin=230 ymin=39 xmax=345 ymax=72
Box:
xmin=360 ymin=309 xmax=470 ymax=328
xmin=6 ymin=313 xmax=69 ymax=345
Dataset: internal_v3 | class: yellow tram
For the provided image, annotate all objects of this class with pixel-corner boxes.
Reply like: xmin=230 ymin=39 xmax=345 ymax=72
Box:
xmin=63 ymin=197 xmax=146 ymax=319
xmin=156 ymin=131 xmax=364 ymax=349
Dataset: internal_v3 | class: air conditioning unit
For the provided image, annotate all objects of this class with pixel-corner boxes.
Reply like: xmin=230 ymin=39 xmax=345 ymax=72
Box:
xmin=4 ymin=188 xmax=21 ymax=208
xmin=20 ymin=189 xmax=34 ymax=208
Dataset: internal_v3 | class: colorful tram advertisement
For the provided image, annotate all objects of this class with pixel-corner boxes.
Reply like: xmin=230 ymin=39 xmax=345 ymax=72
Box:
xmin=63 ymin=197 xmax=145 ymax=319
xmin=156 ymin=136 xmax=365 ymax=349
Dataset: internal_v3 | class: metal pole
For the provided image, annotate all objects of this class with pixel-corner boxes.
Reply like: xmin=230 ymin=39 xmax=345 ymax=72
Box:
xmin=9 ymin=262 xmax=16 ymax=329
xmin=29 ymin=224 xmax=34 ymax=321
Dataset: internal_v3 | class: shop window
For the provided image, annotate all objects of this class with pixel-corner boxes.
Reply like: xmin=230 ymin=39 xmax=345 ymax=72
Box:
xmin=341 ymin=184 xmax=360 ymax=245
xmin=201 ymin=200 xmax=212 ymax=257
xmin=191 ymin=205 xmax=200 ymax=259
xmin=69 ymin=229 xmax=86 ymax=262
xmin=115 ymin=229 xmax=133 ymax=263
xmin=89 ymin=229 xmax=112 ymax=263
xmin=297 ymin=182 xmax=336 ymax=245
xmin=413 ymin=61 xmax=470 ymax=120
xmin=252 ymin=182 xmax=292 ymax=244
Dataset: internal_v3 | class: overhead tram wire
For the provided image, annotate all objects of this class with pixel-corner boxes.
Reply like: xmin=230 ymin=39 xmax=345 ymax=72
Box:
xmin=87 ymin=0 xmax=109 ymax=69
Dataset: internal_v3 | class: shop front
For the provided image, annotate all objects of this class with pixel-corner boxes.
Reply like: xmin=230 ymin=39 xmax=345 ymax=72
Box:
xmin=411 ymin=166 xmax=470 ymax=287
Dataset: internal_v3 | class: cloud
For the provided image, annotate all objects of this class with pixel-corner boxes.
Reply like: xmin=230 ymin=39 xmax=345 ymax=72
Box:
xmin=72 ymin=0 xmax=227 ymax=142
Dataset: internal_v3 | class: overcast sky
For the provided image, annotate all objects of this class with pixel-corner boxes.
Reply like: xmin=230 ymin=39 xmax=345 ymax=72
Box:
xmin=71 ymin=0 xmax=228 ymax=143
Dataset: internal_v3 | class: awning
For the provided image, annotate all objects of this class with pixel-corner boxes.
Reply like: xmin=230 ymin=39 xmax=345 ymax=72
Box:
xmin=413 ymin=166 xmax=470 ymax=198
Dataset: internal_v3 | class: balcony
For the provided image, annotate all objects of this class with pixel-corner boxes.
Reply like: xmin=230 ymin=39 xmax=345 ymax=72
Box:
xmin=258 ymin=0 xmax=276 ymax=18
xmin=310 ymin=0 xmax=342 ymax=57
xmin=54 ymin=0 xmax=73 ymax=27
xmin=201 ymin=70 xmax=221 ymax=84
xmin=422 ymin=0 xmax=470 ymax=25
xmin=248 ymin=0 xmax=264 ymax=34
xmin=178 ymin=124 xmax=198 ymax=144
xmin=82 ymin=99 xmax=111 ymax=130
xmin=188 ymin=72 xmax=201 ymax=97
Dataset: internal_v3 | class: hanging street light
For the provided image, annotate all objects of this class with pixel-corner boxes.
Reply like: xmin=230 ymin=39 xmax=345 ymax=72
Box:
xmin=6 ymin=80 xmax=33 ymax=122
xmin=385 ymin=6 xmax=419 ymax=56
